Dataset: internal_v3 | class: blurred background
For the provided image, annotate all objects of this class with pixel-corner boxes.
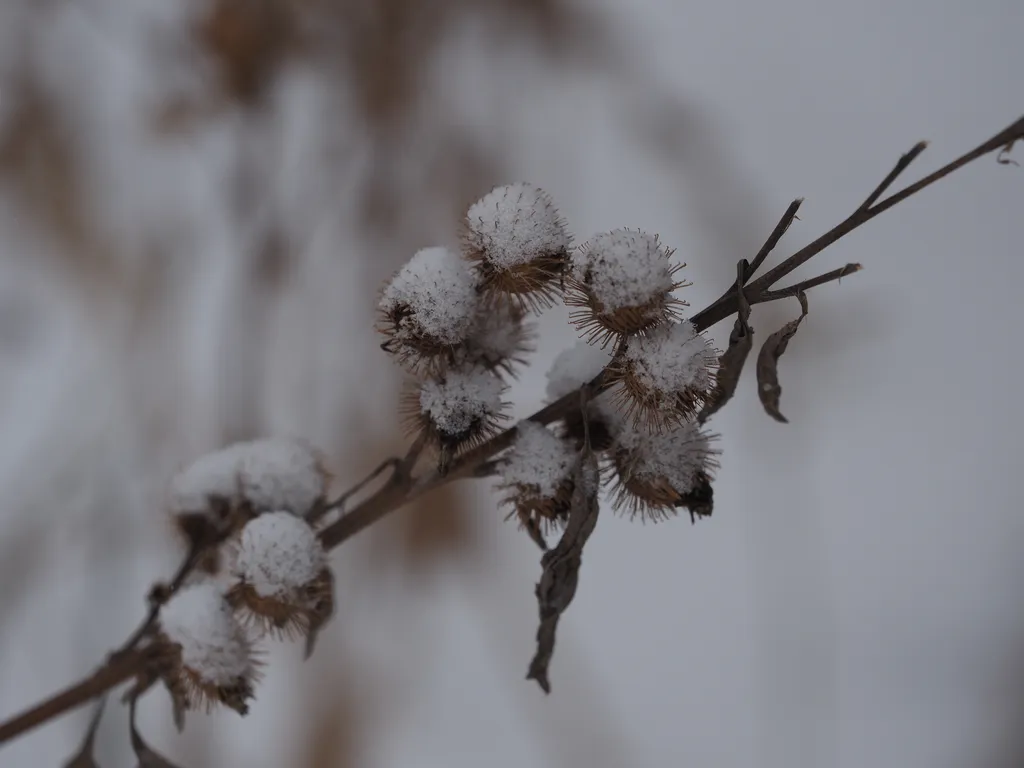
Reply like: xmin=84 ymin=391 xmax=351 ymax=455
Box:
xmin=0 ymin=0 xmax=1021 ymax=766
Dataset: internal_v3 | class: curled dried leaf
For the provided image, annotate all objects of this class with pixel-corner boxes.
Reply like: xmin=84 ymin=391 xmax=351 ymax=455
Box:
xmin=304 ymin=567 xmax=336 ymax=660
xmin=699 ymin=260 xmax=753 ymax=424
xmin=756 ymin=291 xmax=809 ymax=423
xmin=526 ymin=391 xmax=601 ymax=694
xmin=130 ymin=698 xmax=184 ymax=768
xmin=62 ymin=698 xmax=106 ymax=768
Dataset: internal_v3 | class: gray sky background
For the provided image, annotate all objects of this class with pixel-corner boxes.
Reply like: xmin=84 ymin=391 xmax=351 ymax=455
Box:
xmin=0 ymin=1 xmax=1021 ymax=767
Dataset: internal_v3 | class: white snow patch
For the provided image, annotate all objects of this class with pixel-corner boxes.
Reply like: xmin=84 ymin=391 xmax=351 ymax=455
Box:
xmin=234 ymin=512 xmax=326 ymax=599
xmin=545 ymin=341 xmax=612 ymax=401
xmin=464 ymin=183 xmax=570 ymax=269
xmin=236 ymin=437 xmax=327 ymax=517
xmin=419 ymin=367 xmax=506 ymax=436
xmin=169 ymin=437 xmax=327 ymax=518
xmin=571 ymin=229 xmax=677 ymax=311
xmin=618 ymin=421 xmax=716 ymax=495
xmin=500 ymin=421 xmax=575 ymax=497
xmin=379 ymin=246 xmax=479 ymax=345
xmin=159 ymin=582 xmax=252 ymax=685
xmin=624 ymin=321 xmax=716 ymax=395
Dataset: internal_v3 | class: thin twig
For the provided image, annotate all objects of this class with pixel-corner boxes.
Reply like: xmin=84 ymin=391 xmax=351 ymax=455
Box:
xmin=319 ymin=458 xmax=401 ymax=518
xmin=745 ymin=198 xmax=803 ymax=280
xmin=857 ymin=140 xmax=928 ymax=212
xmin=690 ymin=115 xmax=1024 ymax=333
xmin=760 ymin=263 xmax=862 ymax=301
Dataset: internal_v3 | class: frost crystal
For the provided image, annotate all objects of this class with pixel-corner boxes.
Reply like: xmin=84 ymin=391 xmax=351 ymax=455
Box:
xmin=624 ymin=321 xmax=717 ymax=397
xmin=501 ymin=422 xmax=575 ymax=497
xmin=420 ymin=367 xmax=506 ymax=437
xmin=464 ymin=183 xmax=570 ymax=269
xmin=169 ymin=438 xmax=327 ymax=519
xmin=571 ymin=229 xmax=677 ymax=311
xmin=619 ymin=421 xmax=717 ymax=495
xmin=379 ymin=246 xmax=479 ymax=345
xmin=545 ymin=341 xmax=612 ymax=401
xmin=234 ymin=512 xmax=326 ymax=598
xmin=159 ymin=582 xmax=252 ymax=685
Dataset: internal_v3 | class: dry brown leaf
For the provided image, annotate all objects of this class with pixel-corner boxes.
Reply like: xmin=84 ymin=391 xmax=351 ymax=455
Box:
xmin=61 ymin=698 xmax=106 ymax=768
xmin=699 ymin=260 xmax=754 ymax=424
xmin=129 ymin=699 xmax=183 ymax=768
xmin=756 ymin=291 xmax=809 ymax=423
xmin=527 ymin=393 xmax=601 ymax=693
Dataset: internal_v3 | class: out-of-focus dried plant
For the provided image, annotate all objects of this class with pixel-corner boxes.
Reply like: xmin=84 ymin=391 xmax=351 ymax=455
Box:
xmin=0 ymin=116 xmax=1019 ymax=758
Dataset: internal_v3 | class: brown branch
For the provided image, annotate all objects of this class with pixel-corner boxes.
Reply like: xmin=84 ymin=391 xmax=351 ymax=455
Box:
xmin=1 ymin=114 xmax=1020 ymax=750
xmin=760 ymin=263 xmax=862 ymax=301
xmin=745 ymin=198 xmax=803 ymax=280
xmin=0 ymin=650 xmax=147 ymax=745
xmin=692 ymin=115 xmax=1024 ymax=332
xmin=857 ymin=140 xmax=928 ymax=212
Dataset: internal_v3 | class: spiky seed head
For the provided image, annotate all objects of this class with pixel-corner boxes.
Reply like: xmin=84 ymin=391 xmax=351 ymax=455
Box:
xmin=607 ymin=321 xmax=719 ymax=430
xmin=497 ymin=422 xmax=577 ymax=539
xmin=155 ymin=582 xmax=260 ymax=716
xmin=377 ymin=246 xmax=481 ymax=372
xmin=228 ymin=512 xmax=330 ymax=641
xmin=401 ymin=365 xmax=510 ymax=474
xmin=456 ymin=298 xmax=537 ymax=379
xmin=461 ymin=183 xmax=571 ymax=310
xmin=610 ymin=420 xmax=720 ymax=523
xmin=168 ymin=438 xmax=331 ymax=550
xmin=545 ymin=341 xmax=622 ymax=450
xmin=565 ymin=229 xmax=689 ymax=345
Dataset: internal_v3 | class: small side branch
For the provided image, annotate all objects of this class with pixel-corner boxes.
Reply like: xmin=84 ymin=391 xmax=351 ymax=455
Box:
xmin=745 ymin=198 xmax=803 ymax=280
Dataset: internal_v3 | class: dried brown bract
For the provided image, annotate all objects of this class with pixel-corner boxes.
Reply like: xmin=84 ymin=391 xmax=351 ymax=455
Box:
xmin=609 ymin=421 xmax=720 ymax=523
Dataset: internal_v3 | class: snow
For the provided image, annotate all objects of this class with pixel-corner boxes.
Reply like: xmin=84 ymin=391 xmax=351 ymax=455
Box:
xmin=169 ymin=437 xmax=327 ymax=519
xmin=545 ymin=341 xmax=612 ymax=401
xmin=463 ymin=183 xmax=571 ymax=269
xmin=419 ymin=366 xmax=507 ymax=437
xmin=570 ymin=229 xmax=678 ymax=311
xmin=618 ymin=420 xmax=718 ymax=495
xmin=379 ymin=246 xmax=480 ymax=345
xmin=159 ymin=582 xmax=253 ymax=686
xmin=236 ymin=437 xmax=328 ymax=517
xmin=168 ymin=442 xmax=249 ymax=516
xmin=500 ymin=421 xmax=575 ymax=497
xmin=233 ymin=512 xmax=326 ymax=599
xmin=623 ymin=321 xmax=717 ymax=397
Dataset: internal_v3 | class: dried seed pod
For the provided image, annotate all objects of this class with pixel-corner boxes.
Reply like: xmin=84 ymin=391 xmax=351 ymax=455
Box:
xmin=545 ymin=341 xmax=620 ymax=450
xmin=606 ymin=321 xmax=719 ymax=430
xmin=456 ymin=298 xmax=537 ymax=379
xmin=402 ymin=365 xmax=509 ymax=474
xmin=497 ymin=422 xmax=577 ymax=545
xmin=461 ymin=183 xmax=571 ymax=310
xmin=228 ymin=512 xmax=332 ymax=643
xmin=377 ymin=246 xmax=481 ymax=372
xmin=565 ymin=229 xmax=688 ymax=345
xmin=154 ymin=582 xmax=260 ymax=717
xmin=610 ymin=420 xmax=720 ymax=523
xmin=168 ymin=438 xmax=331 ymax=552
